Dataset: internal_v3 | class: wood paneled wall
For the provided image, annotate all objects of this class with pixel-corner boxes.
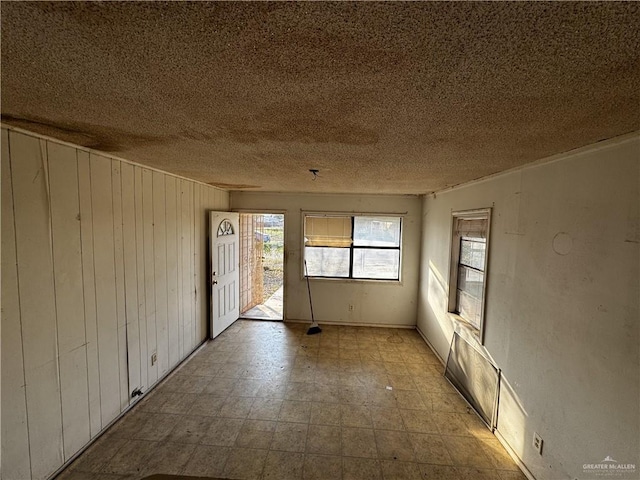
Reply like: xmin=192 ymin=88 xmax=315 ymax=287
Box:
xmin=1 ymin=129 xmax=229 ymax=480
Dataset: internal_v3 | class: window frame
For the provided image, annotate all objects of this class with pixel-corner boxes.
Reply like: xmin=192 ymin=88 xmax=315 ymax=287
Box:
xmin=302 ymin=212 xmax=403 ymax=282
xmin=447 ymin=208 xmax=491 ymax=344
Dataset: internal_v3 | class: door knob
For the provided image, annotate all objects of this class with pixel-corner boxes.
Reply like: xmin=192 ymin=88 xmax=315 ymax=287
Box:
xmin=212 ymin=280 xmax=218 ymax=285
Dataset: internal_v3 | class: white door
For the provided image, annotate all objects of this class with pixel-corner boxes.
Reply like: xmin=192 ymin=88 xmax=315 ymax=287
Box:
xmin=210 ymin=212 xmax=240 ymax=338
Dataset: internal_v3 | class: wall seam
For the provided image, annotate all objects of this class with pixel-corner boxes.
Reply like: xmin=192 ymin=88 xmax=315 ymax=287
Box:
xmin=7 ymin=130 xmax=34 ymax=479
xmin=88 ymin=154 xmax=104 ymax=429
xmin=76 ymin=148 xmax=94 ymax=440
xmin=44 ymin=139 xmax=67 ymax=462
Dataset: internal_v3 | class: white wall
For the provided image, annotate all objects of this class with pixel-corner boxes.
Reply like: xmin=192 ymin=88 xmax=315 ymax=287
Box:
xmin=231 ymin=192 xmax=422 ymax=327
xmin=1 ymin=128 xmax=229 ymax=480
xmin=416 ymin=134 xmax=639 ymax=479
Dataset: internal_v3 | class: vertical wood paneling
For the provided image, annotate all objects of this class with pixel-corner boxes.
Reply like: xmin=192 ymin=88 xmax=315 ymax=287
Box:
xmin=199 ymin=186 xmax=208 ymax=340
xmin=1 ymin=129 xmax=32 ymax=480
xmin=10 ymin=132 xmax=64 ymax=480
xmin=77 ymin=150 xmax=102 ymax=437
xmin=111 ymin=162 xmax=129 ymax=410
xmin=176 ymin=181 xmax=184 ymax=360
xmin=142 ymin=169 xmax=157 ymax=385
xmin=89 ymin=153 xmax=120 ymax=425
xmin=77 ymin=151 xmax=102 ymax=438
xmin=165 ymin=177 xmax=179 ymax=368
xmin=153 ymin=172 xmax=169 ymax=376
xmin=2 ymin=127 xmax=231 ymax=480
xmin=193 ymin=184 xmax=202 ymax=343
xmin=48 ymin=142 xmax=91 ymax=459
xmin=121 ymin=163 xmax=141 ymax=398
xmin=181 ymin=180 xmax=193 ymax=354
xmin=134 ymin=167 xmax=148 ymax=392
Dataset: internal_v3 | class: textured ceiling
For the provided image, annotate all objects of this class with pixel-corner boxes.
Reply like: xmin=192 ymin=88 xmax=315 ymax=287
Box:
xmin=2 ymin=2 xmax=639 ymax=194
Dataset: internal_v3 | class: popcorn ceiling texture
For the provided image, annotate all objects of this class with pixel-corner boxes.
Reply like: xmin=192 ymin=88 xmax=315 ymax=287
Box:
xmin=2 ymin=2 xmax=639 ymax=194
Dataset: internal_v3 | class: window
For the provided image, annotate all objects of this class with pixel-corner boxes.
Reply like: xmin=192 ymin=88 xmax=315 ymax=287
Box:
xmin=448 ymin=209 xmax=491 ymax=342
xmin=304 ymin=214 xmax=402 ymax=280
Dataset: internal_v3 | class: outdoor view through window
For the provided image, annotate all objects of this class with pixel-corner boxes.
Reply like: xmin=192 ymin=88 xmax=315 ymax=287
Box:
xmin=304 ymin=215 xmax=401 ymax=280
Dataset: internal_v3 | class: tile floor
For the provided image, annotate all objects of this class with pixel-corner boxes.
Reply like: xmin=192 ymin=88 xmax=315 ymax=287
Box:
xmin=57 ymin=320 xmax=527 ymax=480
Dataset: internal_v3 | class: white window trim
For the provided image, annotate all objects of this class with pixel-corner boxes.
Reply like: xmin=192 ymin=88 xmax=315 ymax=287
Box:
xmin=300 ymin=211 xmax=405 ymax=283
xmin=447 ymin=208 xmax=492 ymax=344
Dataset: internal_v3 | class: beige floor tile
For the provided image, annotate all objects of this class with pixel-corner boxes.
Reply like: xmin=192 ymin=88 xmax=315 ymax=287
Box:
xmin=303 ymin=454 xmax=342 ymax=480
xmin=230 ymin=378 xmax=264 ymax=397
xmin=361 ymin=361 xmax=389 ymax=375
xmin=477 ymin=436 xmax=522 ymax=471
xmin=312 ymin=383 xmax=341 ymax=403
xmin=408 ymin=432 xmax=453 ymax=465
xmin=167 ymin=415 xmax=213 ymax=444
xmin=380 ymin=459 xmax=423 ymax=479
xmin=140 ymin=391 xmax=198 ymax=414
xmin=287 ymin=382 xmax=317 ymax=401
xmin=247 ymin=397 xmax=283 ymax=420
xmin=271 ymin=422 xmax=309 ymax=452
xmin=498 ymin=469 xmax=529 ymax=480
xmin=103 ymin=440 xmax=157 ymax=475
xmin=456 ymin=467 xmax=504 ymax=479
xmin=202 ymin=376 xmax=237 ymax=396
xmin=200 ymin=417 xmax=244 ymax=446
xmin=181 ymin=444 xmax=230 ymax=477
xmin=380 ymin=351 xmax=405 ymax=363
xmin=262 ymin=450 xmax=305 ymax=480
xmin=399 ymin=409 xmax=439 ymax=433
xmin=141 ymin=441 xmax=196 ymax=476
xmin=368 ymin=388 xmax=398 ymax=408
xmin=162 ymin=374 xmax=212 ymax=394
xmin=222 ymin=447 xmax=268 ymax=480
xmin=413 ymin=374 xmax=450 ymax=394
xmin=235 ymin=419 xmax=276 ymax=449
xmin=442 ymin=435 xmax=496 ymax=469
xmin=394 ymin=390 xmax=428 ymax=410
xmin=341 ymin=404 xmax=373 ymax=428
xmin=56 ymin=471 xmax=131 ymax=480
xmin=418 ymin=464 xmax=461 ymax=479
xmin=375 ymin=429 xmax=415 ymax=461
xmin=370 ymin=406 xmax=405 ymax=431
xmin=218 ymin=396 xmax=255 ymax=419
xmin=306 ymin=424 xmax=342 ymax=455
xmin=68 ymin=436 xmax=128 ymax=473
xmin=341 ymin=427 xmax=377 ymax=458
xmin=339 ymin=385 xmax=369 ymax=405
xmin=134 ymin=413 xmax=181 ymax=441
xmin=432 ymin=392 xmax=471 ymax=413
xmin=217 ymin=362 xmax=249 ymax=379
xmin=342 ymin=457 xmax=382 ymax=480
xmin=432 ymin=411 xmax=477 ymax=436
xmin=310 ymin=402 xmax=341 ymax=426
xmin=57 ymin=320 xmax=524 ymax=480
xmin=256 ymin=381 xmax=288 ymax=398
xmin=386 ymin=374 xmax=418 ymax=391
xmin=187 ymin=393 xmax=227 ymax=417
xmin=279 ymin=400 xmax=312 ymax=423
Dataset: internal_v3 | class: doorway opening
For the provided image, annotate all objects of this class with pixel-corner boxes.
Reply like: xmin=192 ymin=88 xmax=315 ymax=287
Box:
xmin=239 ymin=213 xmax=284 ymax=321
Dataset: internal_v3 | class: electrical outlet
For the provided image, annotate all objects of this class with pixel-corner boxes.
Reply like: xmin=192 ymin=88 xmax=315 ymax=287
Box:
xmin=151 ymin=352 xmax=157 ymax=366
xmin=533 ymin=432 xmax=543 ymax=455
xmin=349 ymin=304 xmax=354 ymax=311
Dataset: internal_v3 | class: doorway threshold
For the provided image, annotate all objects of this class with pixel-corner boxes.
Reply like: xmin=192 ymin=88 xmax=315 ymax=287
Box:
xmin=240 ymin=285 xmax=283 ymax=321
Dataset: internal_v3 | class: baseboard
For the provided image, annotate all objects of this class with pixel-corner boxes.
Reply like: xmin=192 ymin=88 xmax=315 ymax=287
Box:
xmin=415 ymin=325 xmax=446 ymax=365
xmin=495 ymin=430 xmax=537 ymax=480
xmin=50 ymin=338 xmax=210 ymax=480
xmin=284 ymin=318 xmax=415 ymax=329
